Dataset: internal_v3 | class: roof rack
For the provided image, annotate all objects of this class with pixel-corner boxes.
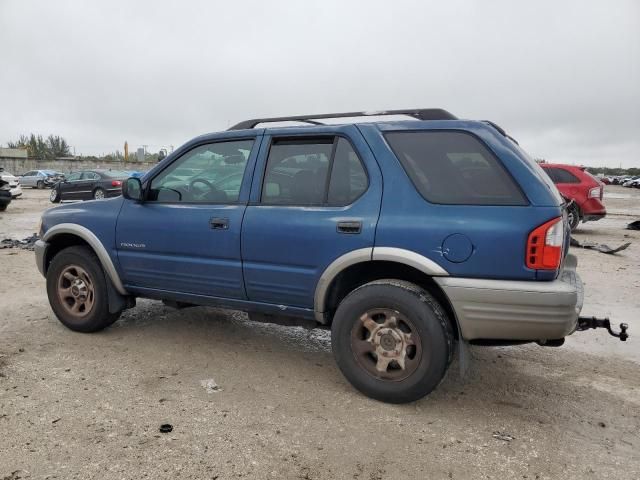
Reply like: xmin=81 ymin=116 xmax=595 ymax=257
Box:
xmin=228 ymin=108 xmax=457 ymax=130
xmin=481 ymin=120 xmax=519 ymax=145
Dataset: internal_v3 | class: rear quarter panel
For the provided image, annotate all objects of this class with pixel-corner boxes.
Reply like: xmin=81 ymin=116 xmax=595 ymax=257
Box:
xmin=358 ymin=121 xmax=563 ymax=280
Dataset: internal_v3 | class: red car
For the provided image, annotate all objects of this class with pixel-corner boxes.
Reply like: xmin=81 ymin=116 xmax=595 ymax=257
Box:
xmin=540 ymin=163 xmax=605 ymax=230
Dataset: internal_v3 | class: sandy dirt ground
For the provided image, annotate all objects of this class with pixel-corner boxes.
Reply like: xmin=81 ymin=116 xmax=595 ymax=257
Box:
xmin=0 ymin=187 xmax=638 ymax=480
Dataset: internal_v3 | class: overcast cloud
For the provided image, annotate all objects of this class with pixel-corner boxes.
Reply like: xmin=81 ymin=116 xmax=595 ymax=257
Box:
xmin=1 ymin=0 xmax=638 ymax=167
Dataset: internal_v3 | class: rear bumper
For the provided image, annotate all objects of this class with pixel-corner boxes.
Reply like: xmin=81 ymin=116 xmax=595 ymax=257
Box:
xmin=579 ymin=198 xmax=606 ymax=221
xmin=435 ymin=254 xmax=583 ymax=341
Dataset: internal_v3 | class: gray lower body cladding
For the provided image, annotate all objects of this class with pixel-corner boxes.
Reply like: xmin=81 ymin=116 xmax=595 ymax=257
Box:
xmin=435 ymin=254 xmax=583 ymax=341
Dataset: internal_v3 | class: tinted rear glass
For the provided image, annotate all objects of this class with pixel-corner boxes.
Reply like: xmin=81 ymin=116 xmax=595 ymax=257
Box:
xmin=543 ymin=167 xmax=580 ymax=184
xmin=385 ymin=131 xmax=527 ymax=205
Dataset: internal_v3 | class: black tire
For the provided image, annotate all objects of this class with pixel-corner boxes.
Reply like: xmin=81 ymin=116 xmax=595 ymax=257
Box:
xmin=93 ymin=188 xmax=105 ymax=200
xmin=46 ymin=245 xmax=121 ymax=332
xmin=49 ymin=188 xmax=61 ymax=203
xmin=0 ymin=204 xmax=6 ymax=211
xmin=36 ymin=180 xmax=44 ymax=189
xmin=567 ymin=203 xmax=581 ymax=231
xmin=331 ymin=280 xmax=454 ymax=403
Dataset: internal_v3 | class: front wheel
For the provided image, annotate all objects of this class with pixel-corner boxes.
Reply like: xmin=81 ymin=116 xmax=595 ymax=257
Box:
xmin=36 ymin=180 xmax=44 ymax=189
xmin=46 ymin=246 xmax=121 ymax=332
xmin=49 ymin=188 xmax=61 ymax=203
xmin=331 ymin=280 xmax=454 ymax=403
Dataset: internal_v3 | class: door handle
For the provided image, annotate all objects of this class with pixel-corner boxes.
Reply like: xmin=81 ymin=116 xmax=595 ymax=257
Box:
xmin=336 ymin=221 xmax=362 ymax=234
xmin=210 ymin=217 xmax=229 ymax=230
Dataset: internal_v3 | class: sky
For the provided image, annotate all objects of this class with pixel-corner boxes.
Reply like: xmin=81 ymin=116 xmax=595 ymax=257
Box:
xmin=0 ymin=0 xmax=638 ymax=168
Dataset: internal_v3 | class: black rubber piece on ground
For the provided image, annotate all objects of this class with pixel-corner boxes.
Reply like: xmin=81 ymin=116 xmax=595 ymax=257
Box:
xmin=331 ymin=279 xmax=454 ymax=404
xmin=46 ymin=245 xmax=121 ymax=332
xmin=159 ymin=424 xmax=173 ymax=433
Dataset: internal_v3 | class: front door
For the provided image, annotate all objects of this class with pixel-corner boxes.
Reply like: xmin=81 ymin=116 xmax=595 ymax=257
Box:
xmin=241 ymin=125 xmax=382 ymax=309
xmin=57 ymin=171 xmax=84 ymax=199
xmin=115 ymin=134 xmax=261 ymax=299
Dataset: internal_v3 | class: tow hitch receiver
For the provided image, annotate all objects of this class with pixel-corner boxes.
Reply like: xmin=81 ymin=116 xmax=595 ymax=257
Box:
xmin=578 ymin=316 xmax=629 ymax=341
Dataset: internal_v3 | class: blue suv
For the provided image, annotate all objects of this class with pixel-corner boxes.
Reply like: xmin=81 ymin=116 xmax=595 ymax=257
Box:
xmin=36 ymin=109 xmax=613 ymax=403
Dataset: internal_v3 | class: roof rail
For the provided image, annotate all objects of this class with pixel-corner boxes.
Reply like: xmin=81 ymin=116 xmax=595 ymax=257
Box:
xmin=482 ymin=120 xmax=519 ymax=145
xmin=228 ymin=108 xmax=457 ymax=130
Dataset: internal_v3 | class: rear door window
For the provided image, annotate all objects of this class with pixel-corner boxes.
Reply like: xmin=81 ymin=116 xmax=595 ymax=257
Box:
xmin=262 ymin=136 xmax=368 ymax=206
xmin=385 ymin=131 xmax=527 ymax=205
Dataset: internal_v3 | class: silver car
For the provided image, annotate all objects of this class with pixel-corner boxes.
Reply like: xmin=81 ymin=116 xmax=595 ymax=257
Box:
xmin=19 ymin=170 xmax=64 ymax=189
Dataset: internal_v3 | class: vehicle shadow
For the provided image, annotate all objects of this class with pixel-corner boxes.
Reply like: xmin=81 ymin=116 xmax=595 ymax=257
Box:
xmin=105 ymin=302 xmax=639 ymax=422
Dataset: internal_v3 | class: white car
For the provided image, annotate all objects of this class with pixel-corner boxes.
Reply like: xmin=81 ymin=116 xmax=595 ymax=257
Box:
xmin=0 ymin=169 xmax=23 ymax=198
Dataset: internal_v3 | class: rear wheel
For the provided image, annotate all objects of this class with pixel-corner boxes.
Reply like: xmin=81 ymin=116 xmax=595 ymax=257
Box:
xmin=46 ymin=246 xmax=121 ymax=332
xmin=567 ymin=203 xmax=581 ymax=231
xmin=0 ymin=204 xmax=7 ymax=211
xmin=331 ymin=280 xmax=454 ymax=403
xmin=93 ymin=188 xmax=105 ymax=200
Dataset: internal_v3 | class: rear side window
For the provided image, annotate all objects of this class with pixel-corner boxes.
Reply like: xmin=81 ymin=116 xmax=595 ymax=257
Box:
xmin=544 ymin=167 xmax=580 ymax=184
xmin=385 ymin=131 xmax=527 ymax=205
xmin=327 ymin=138 xmax=367 ymax=206
xmin=262 ymin=137 xmax=368 ymax=206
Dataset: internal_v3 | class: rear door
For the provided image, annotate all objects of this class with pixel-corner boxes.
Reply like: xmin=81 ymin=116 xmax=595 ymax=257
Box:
xmin=241 ymin=125 xmax=382 ymax=309
xmin=77 ymin=171 xmax=99 ymax=199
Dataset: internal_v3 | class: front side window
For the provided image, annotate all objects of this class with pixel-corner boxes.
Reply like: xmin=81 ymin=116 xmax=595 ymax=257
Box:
xmin=148 ymin=139 xmax=254 ymax=203
xmin=262 ymin=136 xmax=368 ymax=206
xmin=65 ymin=172 xmax=82 ymax=181
xmin=385 ymin=131 xmax=527 ymax=206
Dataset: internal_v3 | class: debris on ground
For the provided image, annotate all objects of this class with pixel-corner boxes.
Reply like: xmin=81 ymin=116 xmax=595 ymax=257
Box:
xmin=200 ymin=378 xmax=222 ymax=394
xmin=0 ymin=234 xmax=39 ymax=251
xmin=570 ymin=237 xmax=631 ymax=254
xmin=626 ymin=220 xmax=640 ymax=231
xmin=492 ymin=431 xmax=515 ymax=442
xmin=159 ymin=424 xmax=173 ymax=433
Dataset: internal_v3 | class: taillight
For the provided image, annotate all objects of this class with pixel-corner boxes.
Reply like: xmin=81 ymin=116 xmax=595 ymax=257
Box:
xmin=112 ymin=180 xmax=122 ymax=187
xmin=526 ymin=217 xmax=563 ymax=270
xmin=588 ymin=186 xmax=601 ymax=199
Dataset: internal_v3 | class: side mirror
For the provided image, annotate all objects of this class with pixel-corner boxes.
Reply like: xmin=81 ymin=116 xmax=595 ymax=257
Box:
xmin=158 ymin=150 xmax=166 ymax=162
xmin=122 ymin=177 xmax=143 ymax=202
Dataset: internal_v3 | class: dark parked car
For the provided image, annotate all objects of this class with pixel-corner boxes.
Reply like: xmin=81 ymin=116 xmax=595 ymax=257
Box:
xmin=0 ymin=179 xmax=12 ymax=211
xmin=49 ymin=169 xmax=129 ymax=203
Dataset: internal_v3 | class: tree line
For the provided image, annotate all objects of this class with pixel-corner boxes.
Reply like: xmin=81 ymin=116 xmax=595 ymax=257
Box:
xmin=6 ymin=134 xmax=72 ymax=160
